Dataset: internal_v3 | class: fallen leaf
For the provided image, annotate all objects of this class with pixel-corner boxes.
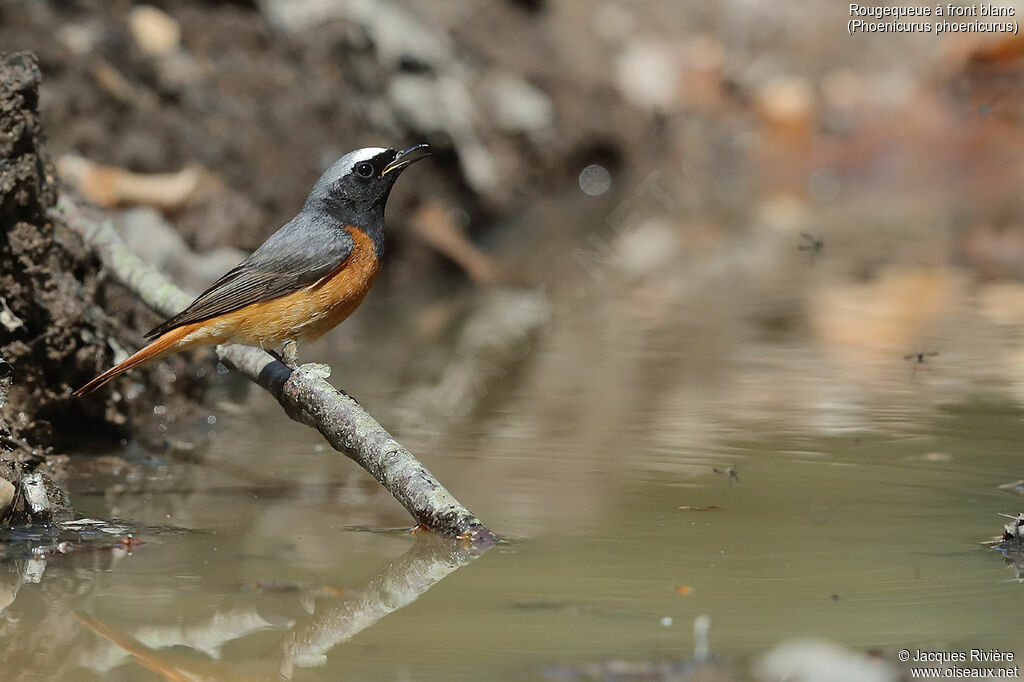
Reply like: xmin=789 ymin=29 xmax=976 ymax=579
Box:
xmin=57 ymin=154 xmax=213 ymax=211
xmin=411 ymin=201 xmax=504 ymax=285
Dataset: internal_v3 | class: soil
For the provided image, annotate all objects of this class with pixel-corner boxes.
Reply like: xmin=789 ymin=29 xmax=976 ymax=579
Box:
xmin=0 ymin=52 xmax=202 ymax=521
xmin=0 ymin=0 xmax=651 ymax=253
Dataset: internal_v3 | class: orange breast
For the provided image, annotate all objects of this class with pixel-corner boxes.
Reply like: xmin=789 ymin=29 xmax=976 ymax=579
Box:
xmin=173 ymin=226 xmax=381 ymax=350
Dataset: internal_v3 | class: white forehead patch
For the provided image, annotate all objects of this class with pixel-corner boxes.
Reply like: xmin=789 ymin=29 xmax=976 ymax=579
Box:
xmin=338 ymin=147 xmax=388 ymax=174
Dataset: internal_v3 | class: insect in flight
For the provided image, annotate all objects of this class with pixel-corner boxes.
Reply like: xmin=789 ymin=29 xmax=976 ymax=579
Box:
xmin=904 ymin=351 xmax=938 ymax=365
xmin=798 ymin=232 xmax=824 ymax=258
xmin=713 ymin=466 xmax=739 ymax=485
xmin=904 ymin=350 xmax=938 ymax=375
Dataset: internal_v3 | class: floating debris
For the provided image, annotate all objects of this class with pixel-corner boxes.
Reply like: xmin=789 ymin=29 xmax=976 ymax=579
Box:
xmin=998 ymin=480 xmax=1024 ymax=495
xmin=992 ymin=514 xmax=1024 ymax=582
xmin=240 ymin=580 xmax=346 ymax=598
xmin=541 ymin=614 xmax=727 ymax=681
xmin=998 ymin=513 xmax=1024 ymax=546
xmin=0 ymin=517 xmax=188 ymax=563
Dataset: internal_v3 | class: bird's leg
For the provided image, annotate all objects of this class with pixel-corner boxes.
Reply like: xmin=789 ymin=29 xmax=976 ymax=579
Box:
xmin=265 ymin=340 xmax=299 ymax=369
xmin=282 ymin=339 xmax=299 ymax=369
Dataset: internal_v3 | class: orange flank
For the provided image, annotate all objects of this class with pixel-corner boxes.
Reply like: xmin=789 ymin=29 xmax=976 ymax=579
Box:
xmin=674 ymin=586 xmax=692 ymax=595
xmin=74 ymin=226 xmax=380 ymax=396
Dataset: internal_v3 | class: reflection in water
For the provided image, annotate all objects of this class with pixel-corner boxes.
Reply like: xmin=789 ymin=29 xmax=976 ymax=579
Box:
xmin=0 ymin=518 xmax=144 ymax=619
xmin=5 ymin=223 xmax=1024 ymax=679
xmin=278 ymin=532 xmax=496 ymax=676
xmin=75 ymin=609 xmax=304 ymax=682
xmin=3 ymin=532 xmax=494 ymax=680
xmin=7 ymin=154 xmax=1024 ymax=681
xmin=0 ymin=556 xmax=45 ymax=612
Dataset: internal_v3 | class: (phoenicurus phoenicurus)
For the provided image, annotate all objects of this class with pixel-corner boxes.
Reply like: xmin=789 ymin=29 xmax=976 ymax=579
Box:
xmin=75 ymin=144 xmax=430 ymax=396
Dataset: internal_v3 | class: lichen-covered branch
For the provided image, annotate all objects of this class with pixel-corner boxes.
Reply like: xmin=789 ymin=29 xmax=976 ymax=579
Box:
xmin=58 ymin=198 xmax=495 ymax=541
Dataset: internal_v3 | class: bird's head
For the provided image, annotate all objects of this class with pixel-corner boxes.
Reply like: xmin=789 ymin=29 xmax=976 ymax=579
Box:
xmin=306 ymin=144 xmax=431 ymax=215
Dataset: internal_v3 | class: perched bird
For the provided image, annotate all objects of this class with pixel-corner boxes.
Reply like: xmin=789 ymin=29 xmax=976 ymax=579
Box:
xmin=75 ymin=144 xmax=430 ymax=396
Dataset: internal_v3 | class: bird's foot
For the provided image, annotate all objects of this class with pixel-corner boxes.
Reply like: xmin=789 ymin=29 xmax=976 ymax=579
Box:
xmin=266 ymin=341 xmax=302 ymax=369
xmin=282 ymin=339 xmax=299 ymax=369
xmin=266 ymin=349 xmax=299 ymax=371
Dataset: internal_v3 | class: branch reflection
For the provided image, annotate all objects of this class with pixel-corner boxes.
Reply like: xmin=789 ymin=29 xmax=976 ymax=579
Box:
xmin=279 ymin=531 xmax=496 ymax=677
xmin=55 ymin=531 xmax=495 ymax=680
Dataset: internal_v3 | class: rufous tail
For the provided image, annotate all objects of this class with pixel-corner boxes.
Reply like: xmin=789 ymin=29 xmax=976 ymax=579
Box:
xmin=74 ymin=325 xmax=193 ymax=396
xmin=73 ymin=611 xmax=188 ymax=681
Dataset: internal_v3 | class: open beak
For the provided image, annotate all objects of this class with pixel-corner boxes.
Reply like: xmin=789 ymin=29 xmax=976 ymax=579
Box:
xmin=381 ymin=144 xmax=431 ymax=177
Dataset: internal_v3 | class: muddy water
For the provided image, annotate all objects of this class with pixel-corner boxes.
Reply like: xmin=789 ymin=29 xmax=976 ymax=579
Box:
xmin=4 ymin=214 xmax=1024 ymax=680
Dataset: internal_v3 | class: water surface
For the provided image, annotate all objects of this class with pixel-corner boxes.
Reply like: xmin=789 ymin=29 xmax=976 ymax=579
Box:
xmin=4 ymin=204 xmax=1024 ymax=681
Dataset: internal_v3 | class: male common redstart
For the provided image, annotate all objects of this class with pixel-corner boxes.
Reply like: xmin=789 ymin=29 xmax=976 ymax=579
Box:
xmin=75 ymin=144 xmax=430 ymax=396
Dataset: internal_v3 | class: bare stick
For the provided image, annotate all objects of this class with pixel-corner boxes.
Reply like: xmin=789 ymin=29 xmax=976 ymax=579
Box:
xmin=58 ymin=198 xmax=495 ymax=541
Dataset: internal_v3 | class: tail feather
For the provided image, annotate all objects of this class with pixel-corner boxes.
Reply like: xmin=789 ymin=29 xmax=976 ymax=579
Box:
xmin=74 ymin=325 xmax=194 ymax=396
xmin=73 ymin=611 xmax=194 ymax=682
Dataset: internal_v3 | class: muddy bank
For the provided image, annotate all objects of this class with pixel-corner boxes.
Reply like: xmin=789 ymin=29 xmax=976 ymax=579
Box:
xmin=0 ymin=52 xmax=203 ymax=522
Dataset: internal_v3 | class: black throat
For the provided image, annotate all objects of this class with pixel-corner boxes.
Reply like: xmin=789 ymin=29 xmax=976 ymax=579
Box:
xmin=317 ymin=197 xmax=388 ymax=259
xmin=355 ymin=207 xmax=387 ymax=258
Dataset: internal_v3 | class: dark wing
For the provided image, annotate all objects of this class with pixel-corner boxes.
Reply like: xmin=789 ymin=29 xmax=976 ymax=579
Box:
xmin=146 ymin=216 xmax=354 ymax=337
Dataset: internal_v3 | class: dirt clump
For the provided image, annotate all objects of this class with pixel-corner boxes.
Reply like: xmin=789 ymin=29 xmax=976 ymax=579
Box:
xmin=0 ymin=52 xmax=201 ymax=521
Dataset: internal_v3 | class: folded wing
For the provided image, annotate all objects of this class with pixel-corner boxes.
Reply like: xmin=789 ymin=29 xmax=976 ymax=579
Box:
xmin=146 ymin=217 xmax=354 ymax=338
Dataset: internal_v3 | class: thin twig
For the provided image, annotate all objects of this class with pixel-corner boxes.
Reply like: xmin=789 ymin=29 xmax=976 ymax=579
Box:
xmin=57 ymin=198 xmax=495 ymax=541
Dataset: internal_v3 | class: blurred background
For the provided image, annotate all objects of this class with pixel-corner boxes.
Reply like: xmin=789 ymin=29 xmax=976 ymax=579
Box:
xmin=2 ymin=1 xmax=1024 ymax=680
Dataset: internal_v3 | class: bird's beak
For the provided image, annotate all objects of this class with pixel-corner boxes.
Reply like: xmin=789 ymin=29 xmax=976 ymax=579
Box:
xmin=381 ymin=144 xmax=431 ymax=177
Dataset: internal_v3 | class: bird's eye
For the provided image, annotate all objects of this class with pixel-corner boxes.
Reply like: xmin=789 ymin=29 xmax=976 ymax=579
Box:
xmin=356 ymin=162 xmax=374 ymax=178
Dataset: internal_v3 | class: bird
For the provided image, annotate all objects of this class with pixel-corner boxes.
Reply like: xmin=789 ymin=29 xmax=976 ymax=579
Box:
xmin=75 ymin=144 xmax=430 ymax=396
